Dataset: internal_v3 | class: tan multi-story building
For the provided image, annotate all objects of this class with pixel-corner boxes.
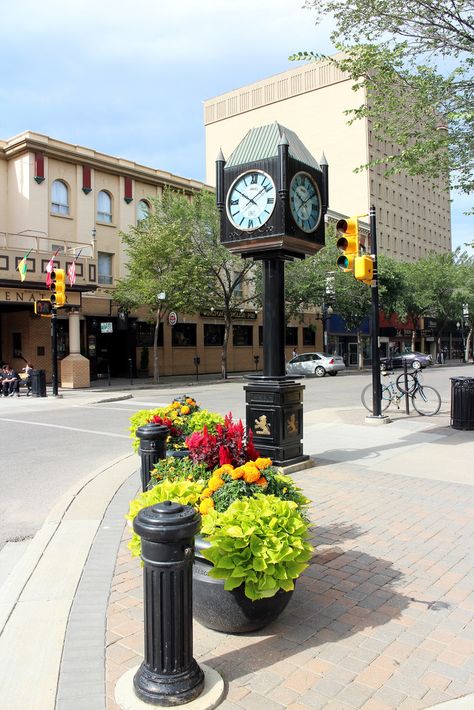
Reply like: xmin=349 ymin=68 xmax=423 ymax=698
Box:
xmin=203 ymin=56 xmax=452 ymax=261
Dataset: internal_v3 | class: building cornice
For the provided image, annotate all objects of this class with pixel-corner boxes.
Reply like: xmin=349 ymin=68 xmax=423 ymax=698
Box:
xmin=1 ymin=131 xmax=212 ymax=194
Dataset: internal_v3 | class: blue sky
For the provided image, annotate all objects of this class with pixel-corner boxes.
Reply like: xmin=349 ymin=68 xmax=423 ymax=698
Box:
xmin=1 ymin=0 xmax=470 ymax=252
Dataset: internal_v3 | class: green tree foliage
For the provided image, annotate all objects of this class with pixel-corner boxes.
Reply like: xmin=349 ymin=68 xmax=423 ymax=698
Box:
xmin=114 ymin=189 xmax=257 ymax=380
xmin=292 ymin=0 xmax=474 ymax=201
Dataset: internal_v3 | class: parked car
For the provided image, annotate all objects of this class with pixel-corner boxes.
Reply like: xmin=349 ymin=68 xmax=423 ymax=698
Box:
xmin=380 ymin=351 xmax=433 ymax=372
xmin=286 ymin=352 xmax=346 ymax=377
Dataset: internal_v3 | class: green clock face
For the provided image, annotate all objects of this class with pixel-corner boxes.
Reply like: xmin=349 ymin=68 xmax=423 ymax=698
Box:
xmin=226 ymin=170 xmax=276 ymax=231
xmin=289 ymin=172 xmax=321 ymax=233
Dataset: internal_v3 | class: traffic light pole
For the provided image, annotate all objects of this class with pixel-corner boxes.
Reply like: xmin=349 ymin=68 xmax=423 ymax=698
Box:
xmin=51 ymin=305 xmax=59 ymax=396
xmin=369 ymin=205 xmax=383 ymax=418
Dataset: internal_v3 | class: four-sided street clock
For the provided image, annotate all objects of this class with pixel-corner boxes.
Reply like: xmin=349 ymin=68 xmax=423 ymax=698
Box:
xmin=217 ymin=122 xmax=327 ymax=259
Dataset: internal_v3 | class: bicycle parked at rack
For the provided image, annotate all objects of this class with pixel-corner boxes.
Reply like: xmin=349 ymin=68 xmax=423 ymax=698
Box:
xmin=361 ymin=368 xmax=441 ymax=416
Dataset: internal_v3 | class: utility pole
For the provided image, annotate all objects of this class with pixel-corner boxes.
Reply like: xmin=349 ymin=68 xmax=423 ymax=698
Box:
xmin=369 ymin=205 xmax=383 ymax=418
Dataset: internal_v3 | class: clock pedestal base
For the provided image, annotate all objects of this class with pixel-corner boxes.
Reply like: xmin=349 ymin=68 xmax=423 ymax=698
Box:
xmin=244 ymin=377 xmax=308 ymax=467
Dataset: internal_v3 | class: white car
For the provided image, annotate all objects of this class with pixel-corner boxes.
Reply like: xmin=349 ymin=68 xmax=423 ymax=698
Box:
xmin=286 ymin=352 xmax=346 ymax=377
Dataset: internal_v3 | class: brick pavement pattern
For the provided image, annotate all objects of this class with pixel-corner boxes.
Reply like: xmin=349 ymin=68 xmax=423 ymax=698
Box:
xmin=106 ymin=463 xmax=474 ymax=709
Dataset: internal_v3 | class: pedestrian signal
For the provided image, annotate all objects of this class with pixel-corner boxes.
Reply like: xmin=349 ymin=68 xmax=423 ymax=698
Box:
xmin=34 ymin=299 xmax=53 ymax=316
xmin=354 ymin=255 xmax=374 ymax=284
xmin=49 ymin=268 xmax=66 ymax=307
xmin=336 ymin=217 xmax=359 ymax=272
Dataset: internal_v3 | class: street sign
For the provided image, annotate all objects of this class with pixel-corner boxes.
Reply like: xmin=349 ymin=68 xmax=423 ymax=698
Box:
xmin=168 ymin=311 xmax=178 ymax=326
xmin=34 ymin=299 xmax=53 ymax=317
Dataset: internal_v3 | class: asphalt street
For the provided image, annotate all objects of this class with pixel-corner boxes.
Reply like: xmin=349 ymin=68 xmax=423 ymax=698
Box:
xmin=0 ymin=364 xmax=468 ymax=553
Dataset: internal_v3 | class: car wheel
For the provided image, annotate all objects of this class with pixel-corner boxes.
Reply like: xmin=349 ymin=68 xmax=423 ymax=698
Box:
xmin=328 ymin=371 xmax=337 ymax=376
xmin=412 ymin=360 xmax=422 ymax=370
xmin=315 ymin=366 xmax=326 ymax=377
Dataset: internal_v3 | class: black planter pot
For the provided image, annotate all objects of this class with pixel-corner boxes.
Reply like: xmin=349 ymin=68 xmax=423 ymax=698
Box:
xmin=193 ymin=536 xmax=294 ymax=634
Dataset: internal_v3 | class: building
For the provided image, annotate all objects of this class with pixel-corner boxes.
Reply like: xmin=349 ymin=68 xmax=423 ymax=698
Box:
xmin=0 ymin=131 xmax=212 ymax=384
xmin=203 ymin=56 xmax=453 ymax=361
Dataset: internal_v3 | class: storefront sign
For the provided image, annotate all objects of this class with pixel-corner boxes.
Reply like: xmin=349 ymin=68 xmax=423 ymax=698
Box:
xmin=0 ymin=287 xmax=81 ymax=306
xmin=168 ymin=311 xmax=178 ymax=326
xmin=101 ymin=322 xmax=113 ymax=333
xmin=200 ymin=309 xmax=257 ymax=320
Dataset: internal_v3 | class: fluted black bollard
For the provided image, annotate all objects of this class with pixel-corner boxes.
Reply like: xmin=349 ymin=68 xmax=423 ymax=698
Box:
xmin=133 ymin=501 xmax=204 ymax=706
xmin=137 ymin=423 xmax=168 ymax=491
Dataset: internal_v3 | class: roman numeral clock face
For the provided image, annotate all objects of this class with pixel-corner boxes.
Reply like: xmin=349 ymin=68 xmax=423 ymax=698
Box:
xmin=226 ymin=170 xmax=276 ymax=231
xmin=289 ymin=172 xmax=322 ymax=233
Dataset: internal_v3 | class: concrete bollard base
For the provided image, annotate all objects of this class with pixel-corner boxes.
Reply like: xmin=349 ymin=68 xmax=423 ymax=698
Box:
xmin=115 ymin=663 xmax=225 ymax=710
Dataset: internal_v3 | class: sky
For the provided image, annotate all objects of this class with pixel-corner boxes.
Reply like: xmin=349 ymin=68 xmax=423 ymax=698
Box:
xmin=1 ymin=0 xmax=470 ymax=252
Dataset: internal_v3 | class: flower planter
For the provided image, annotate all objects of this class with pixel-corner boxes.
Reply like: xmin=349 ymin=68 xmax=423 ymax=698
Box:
xmin=192 ymin=536 xmax=293 ymax=634
xmin=166 ymin=449 xmax=190 ymax=459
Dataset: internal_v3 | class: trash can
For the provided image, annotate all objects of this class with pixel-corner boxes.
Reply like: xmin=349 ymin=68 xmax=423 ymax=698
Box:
xmin=450 ymin=376 xmax=474 ymax=430
xmin=30 ymin=369 xmax=47 ymax=398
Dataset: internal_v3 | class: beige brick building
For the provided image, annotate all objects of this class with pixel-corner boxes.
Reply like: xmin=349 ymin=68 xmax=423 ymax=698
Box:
xmin=203 ymin=56 xmax=452 ymax=261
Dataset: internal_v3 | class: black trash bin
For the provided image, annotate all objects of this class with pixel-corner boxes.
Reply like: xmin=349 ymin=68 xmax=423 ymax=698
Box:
xmin=30 ymin=369 xmax=47 ymax=398
xmin=450 ymin=376 xmax=474 ymax=430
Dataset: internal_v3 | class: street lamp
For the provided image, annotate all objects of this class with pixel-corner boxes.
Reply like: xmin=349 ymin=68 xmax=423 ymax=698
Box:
xmin=322 ymin=304 xmax=333 ymax=352
xmin=456 ymin=319 xmax=466 ymax=362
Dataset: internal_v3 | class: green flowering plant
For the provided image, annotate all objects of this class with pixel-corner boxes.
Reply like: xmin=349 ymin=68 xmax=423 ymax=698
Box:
xmin=150 ymin=456 xmax=210 ymax=487
xmin=200 ymin=494 xmax=313 ymax=601
xmin=126 ymin=479 xmax=205 ymax=558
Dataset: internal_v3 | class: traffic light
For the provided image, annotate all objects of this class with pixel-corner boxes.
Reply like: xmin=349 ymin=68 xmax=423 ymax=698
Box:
xmin=336 ymin=217 xmax=359 ymax=272
xmin=34 ymin=299 xmax=53 ymax=316
xmin=49 ymin=268 xmax=66 ymax=307
xmin=354 ymin=255 xmax=374 ymax=284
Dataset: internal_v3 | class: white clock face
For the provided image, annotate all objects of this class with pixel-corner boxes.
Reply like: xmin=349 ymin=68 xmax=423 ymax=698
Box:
xmin=289 ymin=172 xmax=321 ymax=233
xmin=226 ymin=170 xmax=276 ymax=231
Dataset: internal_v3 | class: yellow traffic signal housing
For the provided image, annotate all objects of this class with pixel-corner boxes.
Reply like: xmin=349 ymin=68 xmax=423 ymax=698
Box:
xmin=50 ymin=268 xmax=67 ymax=307
xmin=336 ymin=217 xmax=359 ymax=272
xmin=354 ymin=255 xmax=374 ymax=284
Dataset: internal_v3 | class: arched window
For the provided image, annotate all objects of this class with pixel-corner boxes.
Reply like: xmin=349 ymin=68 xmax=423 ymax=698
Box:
xmin=97 ymin=190 xmax=112 ymax=223
xmin=137 ymin=199 xmax=150 ymax=222
xmin=51 ymin=180 xmax=69 ymax=215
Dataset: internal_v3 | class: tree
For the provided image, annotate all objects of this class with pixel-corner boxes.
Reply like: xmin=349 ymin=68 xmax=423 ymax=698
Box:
xmin=292 ymin=0 xmax=474 ymax=201
xmin=114 ymin=189 xmax=258 ymax=381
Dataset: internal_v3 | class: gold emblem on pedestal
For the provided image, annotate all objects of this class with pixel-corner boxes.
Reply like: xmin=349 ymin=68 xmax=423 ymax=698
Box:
xmin=287 ymin=414 xmax=298 ymax=434
xmin=254 ymin=415 xmax=271 ymax=436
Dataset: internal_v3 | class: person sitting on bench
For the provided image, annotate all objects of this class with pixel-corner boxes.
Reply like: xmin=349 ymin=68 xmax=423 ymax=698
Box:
xmin=2 ymin=365 xmax=20 ymax=396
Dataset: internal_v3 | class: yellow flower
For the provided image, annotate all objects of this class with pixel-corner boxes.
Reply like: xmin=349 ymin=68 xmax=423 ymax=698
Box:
xmin=172 ymin=401 xmax=180 ymax=409
xmin=199 ymin=499 xmax=214 ymax=515
xmin=243 ymin=464 xmax=260 ymax=484
xmin=181 ymin=405 xmax=190 ymax=415
xmin=213 ymin=464 xmax=232 ymax=477
xmin=208 ymin=476 xmax=224 ymax=492
xmin=201 ymin=488 xmax=212 ymax=498
xmin=230 ymin=466 xmax=244 ymax=480
xmin=254 ymin=457 xmax=272 ymax=471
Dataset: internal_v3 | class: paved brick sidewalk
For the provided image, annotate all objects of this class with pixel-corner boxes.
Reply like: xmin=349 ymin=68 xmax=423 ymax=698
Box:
xmin=105 ymin=463 xmax=474 ymax=710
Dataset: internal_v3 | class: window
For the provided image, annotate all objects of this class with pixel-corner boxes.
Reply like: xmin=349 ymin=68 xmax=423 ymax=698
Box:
xmin=233 ymin=325 xmax=253 ymax=346
xmin=97 ymin=190 xmax=112 ymax=223
xmin=303 ymin=327 xmax=315 ymax=346
xmin=51 ymin=180 xmax=69 ymax=215
xmin=172 ymin=324 xmax=197 ymax=347
xmin=286 ymin=327 xmax=298 ymax=346
xmin=98 ymin=252 xmax=113 ymax=285
xmin=136 ymin=321 xmax=163 ymax=347
xmin=204 ymin=324 xmax=225 ymax=346
xmin=137 ymin=199 xmax=150 ymax=222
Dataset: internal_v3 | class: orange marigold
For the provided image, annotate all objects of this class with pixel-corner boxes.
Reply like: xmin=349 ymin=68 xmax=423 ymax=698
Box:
xmin=255 ymin=476 xmax=268 ymax=487
xmin=230 ymin=466 xmax=244 ymax=480
xmin=242 ymin=464 xmax=260 ymax=484
xmin=208 ymin=476 xmax=224 ymax=492
xmin=180 ymin=405 xmax=191 ymax=415
xmin=254 ymin=457 xmax=272 ymax=471
xmin=199 ymin=498 xmax=214 ymax=515
xmin=201 ymin=488 xmax=212 ymax=498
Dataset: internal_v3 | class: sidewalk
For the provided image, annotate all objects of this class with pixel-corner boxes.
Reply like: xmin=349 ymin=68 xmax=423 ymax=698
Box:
xmin=1 ymin=402 xmax=473 ymax=710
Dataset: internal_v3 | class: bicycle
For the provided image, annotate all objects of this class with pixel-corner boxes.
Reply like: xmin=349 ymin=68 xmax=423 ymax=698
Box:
xmin=361 ymin=369 xmax=441 ymax=416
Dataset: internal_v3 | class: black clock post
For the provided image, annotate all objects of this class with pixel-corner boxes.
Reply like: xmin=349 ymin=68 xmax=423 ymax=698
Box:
xmin=217 ymin=122 xmax=327 ymax=466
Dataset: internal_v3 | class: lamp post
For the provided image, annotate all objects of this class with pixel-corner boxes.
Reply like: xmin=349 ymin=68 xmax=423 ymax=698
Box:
xmin=323 ymin=304 xmax=333 ymax=352
xmin=155 ymin=292 xmax=166 ymax=383
xmin=457 ymin=319 xmax=466 ymax=362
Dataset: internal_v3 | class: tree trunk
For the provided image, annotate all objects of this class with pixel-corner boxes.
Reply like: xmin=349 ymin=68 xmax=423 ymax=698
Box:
xmin=466 ymin=326 xmax=473 ymax=362
xmin=357 ymin=331 xmax=363 ymax=369
xmin=221 ymin=316 xmax=230 ymax=379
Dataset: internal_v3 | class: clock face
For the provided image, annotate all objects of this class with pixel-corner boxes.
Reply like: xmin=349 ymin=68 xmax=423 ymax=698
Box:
xmin=226 ymin=170 xmax=276 ymax=231
xmin=289 ymin=172 xmax=321 ymax=233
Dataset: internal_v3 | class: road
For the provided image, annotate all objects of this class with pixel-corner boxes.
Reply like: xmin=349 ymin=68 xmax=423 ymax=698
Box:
xmin=0 ymin=363 xmax=468 ymax=551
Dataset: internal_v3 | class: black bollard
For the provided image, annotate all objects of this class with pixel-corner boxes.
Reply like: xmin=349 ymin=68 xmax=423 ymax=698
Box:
xmin=137 ymin=423 xmax=169 ymax=491
xmin=133 ymin=500 xmax=204 ymax=706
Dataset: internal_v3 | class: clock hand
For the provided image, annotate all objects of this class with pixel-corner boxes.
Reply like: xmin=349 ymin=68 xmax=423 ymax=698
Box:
xmin=235 ymin=188 xmax=257 ymax=206
xmin=244 ymin=185 xmax=266 ymax=208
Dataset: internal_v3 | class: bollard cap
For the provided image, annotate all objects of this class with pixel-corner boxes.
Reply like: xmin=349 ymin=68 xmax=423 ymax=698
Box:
xmin=133 ymin=500 xmax=201 ymax=542
xmin=136 ymin=422 xmax=169 ymax=441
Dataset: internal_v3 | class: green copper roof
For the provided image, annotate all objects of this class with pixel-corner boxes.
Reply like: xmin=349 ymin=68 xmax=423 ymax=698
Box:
xmin=226 ymin=121 xmax=320 ymax=171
